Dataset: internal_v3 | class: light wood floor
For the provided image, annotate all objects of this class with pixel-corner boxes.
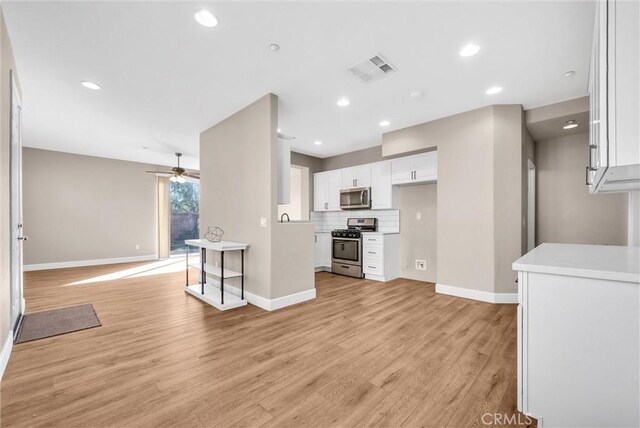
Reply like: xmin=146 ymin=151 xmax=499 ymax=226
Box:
xmin=1 ymin=260 xmax=534 ymax=427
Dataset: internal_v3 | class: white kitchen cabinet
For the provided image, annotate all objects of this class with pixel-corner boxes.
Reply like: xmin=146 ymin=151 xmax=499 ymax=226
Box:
xmin=513 ymin=243 xmax=639 ymax=427
xmin=362 ymin=233 xmax=399 ymax=282
xmin=313 ymin=172 xmax=328 ymax=211
xmin=327 ymin=171 xmax=341 ymax=210
xmin=314 ymin=233 xmax=331 ymax=270
xmin=588 ymin=0 xmax=640 ymax=193
xmin=313 ymin=170 xmax=341 ymax=211
xmin=341 ymin=164 xmax=371 ymax=189
xmin=391 ymin=151 xmax=437 ymax=185
xmin=370 ymin=161 xmax=392 ymax=209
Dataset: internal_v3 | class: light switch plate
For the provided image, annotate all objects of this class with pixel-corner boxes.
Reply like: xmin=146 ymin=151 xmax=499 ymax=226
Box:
xmin=416 ymin=259 xmax=426 ymax=271
xmin=416 ymin=212 xmax=422 ymax=220
xmin=135 ymin=244 xmax=141 ymax=250
xmin=260 ymin=217 xmax=267 ymax=227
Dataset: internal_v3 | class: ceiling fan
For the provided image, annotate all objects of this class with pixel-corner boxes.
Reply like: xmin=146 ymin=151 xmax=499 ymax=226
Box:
xmin=146 ymin=152 xmax=199 ymax=183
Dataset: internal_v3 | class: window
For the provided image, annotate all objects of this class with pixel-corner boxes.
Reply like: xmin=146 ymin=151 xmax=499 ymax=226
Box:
xmin=170 ymin=180 xmax=200 ymax=255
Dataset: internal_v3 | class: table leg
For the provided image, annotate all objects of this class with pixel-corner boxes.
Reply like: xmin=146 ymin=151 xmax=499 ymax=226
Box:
xmin=241 ymin=249 xmax=244 ymax=300
xmin=221 ymin=251 xmax=225 ymax=305
xmin=201 ymin=247 xmax=206 ymax=294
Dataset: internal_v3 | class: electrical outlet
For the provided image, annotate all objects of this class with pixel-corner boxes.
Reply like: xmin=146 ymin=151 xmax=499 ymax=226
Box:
xmin=416 ymin=259 xmax=427 ymax=271
xmin=135 ymin=244 xmax=141 ymax=250
xmin=416 ymin=212 xmax=422 ymax=220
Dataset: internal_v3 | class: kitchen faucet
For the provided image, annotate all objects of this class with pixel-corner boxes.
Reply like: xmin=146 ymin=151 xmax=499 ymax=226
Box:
xmin=280 ymin=213 xmax=290 ymax=223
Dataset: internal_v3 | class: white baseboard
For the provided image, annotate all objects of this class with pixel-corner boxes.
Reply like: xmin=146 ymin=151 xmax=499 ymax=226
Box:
xmin=219 ymin=282 xmax=316 ymax=311
xmin=24 ymin=255 xmax=158 ymax=271
xmin=436 ymin=283 xmax=517 ymax=304
xmin=1 ymin=331 xmax=13 ymax=381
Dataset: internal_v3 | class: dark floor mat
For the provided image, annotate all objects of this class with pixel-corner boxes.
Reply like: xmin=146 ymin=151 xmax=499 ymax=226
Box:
xmin=16 ymin=304 xmax=101 ymax=343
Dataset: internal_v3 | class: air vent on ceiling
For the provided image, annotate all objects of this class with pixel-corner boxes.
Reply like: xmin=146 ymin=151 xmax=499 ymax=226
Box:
xmin=349 ymin=53 xmax=396 ymax=83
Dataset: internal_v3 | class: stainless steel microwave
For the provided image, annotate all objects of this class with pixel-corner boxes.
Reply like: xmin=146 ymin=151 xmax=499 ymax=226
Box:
xmin=340 ymin=187 xmax=371 ymax=210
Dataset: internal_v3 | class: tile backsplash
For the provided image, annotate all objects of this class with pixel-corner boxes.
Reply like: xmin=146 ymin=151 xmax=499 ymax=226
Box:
xmin=311 ymin=209 xmax=400 ymax=233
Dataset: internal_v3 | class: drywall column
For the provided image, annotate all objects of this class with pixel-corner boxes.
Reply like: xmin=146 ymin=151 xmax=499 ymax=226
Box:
xmin=382 ymin=106 xmax=497 ymax=298
xmin=200 ymin=94 xmax=314 ymax=305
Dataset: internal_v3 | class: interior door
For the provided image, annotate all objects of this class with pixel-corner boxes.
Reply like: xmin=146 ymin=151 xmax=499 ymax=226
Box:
xmin=10 ymin=71 xmax=25 ymax=335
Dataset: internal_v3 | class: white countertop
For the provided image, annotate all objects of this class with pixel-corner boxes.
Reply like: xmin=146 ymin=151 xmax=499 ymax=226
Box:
xmin=185 ymin=239 xmax=249 ymax=251
xmin=513 ymin=243 xmax=639 ymax=283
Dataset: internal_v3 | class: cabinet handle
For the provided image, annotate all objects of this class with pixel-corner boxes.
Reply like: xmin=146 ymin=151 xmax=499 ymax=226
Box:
xmin=315 ymin=235 xmax=317 ymax=243
xmin=324 ymin=202 xmax=328 ymax=209
xmin=368 ymin=251 xmax=376 ymax=254
xmin=368 ymin=265 xmax=376 ymax=269
xmin=585 ymin=165 xmax=598 ymax=185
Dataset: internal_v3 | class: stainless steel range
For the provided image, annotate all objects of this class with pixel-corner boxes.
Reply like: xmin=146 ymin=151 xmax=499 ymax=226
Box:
xmin=331 ymin=218 xmax=377 ymax=278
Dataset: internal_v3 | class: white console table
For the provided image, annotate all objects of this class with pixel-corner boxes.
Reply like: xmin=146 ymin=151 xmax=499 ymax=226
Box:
xmin=184 ymin=239 xmax=249 ymax=311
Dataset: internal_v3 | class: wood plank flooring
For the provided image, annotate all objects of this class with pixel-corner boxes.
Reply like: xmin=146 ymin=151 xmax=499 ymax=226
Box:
xmin=1 ymin=260 xmax=535 ymax=427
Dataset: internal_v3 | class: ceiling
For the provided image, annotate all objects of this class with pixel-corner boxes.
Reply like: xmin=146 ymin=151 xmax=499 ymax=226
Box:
xmin=3 ymin=1 xmax=595 ymax=169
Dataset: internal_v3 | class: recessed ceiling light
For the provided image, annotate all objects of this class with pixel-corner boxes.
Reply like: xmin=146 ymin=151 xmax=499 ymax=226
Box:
xmin=459 ymin=43 xmax=480 ymax=57
xmin=277 ymin=128 xmax=281 ymax=133
xmin=379 ymin=120 xmax=390 ymax=127
xmin=313 ymin=140 xmax=322 ymax=145
xmin=195 ymin=10 xmax=218 ymax=27
xmin=564 ymin=70 xmax=575 ymax=77
xmin=337 ymin=98 xmax=350 ymax=107
xmin=563 ymin=120 xmax=578 ymax=130
xmin=410 ymin=91 xmax=425 ymax=99
xmin=269 ymin=43 xmax=280 ymax=52
xmin=485 ymin=86 xmax=503 ymax=95
xmin=81 ymin=81 xmax=101 ymax=90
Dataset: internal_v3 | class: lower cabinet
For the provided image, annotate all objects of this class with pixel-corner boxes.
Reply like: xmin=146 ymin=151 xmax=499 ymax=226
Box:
xmin=362 ymin=233 xmax=399 ymax=282
xmin=515 ymin=269 xmax=639 ymax=427
xmin=314 ymin=233 xmax=331 ymax=270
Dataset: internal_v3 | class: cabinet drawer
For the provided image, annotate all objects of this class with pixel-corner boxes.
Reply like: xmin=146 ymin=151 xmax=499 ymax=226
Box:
xmin=363 ymin=247 xmax=383 ymax=258
xmin=363 ymin=261 xmax=384 ymax=275
xmin=363 ymin=235 xmax=384 ymax=245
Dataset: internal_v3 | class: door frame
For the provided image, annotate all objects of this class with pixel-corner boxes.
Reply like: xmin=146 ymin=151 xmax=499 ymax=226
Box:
xmin=9 ymin=70 xmax=24 ymax=339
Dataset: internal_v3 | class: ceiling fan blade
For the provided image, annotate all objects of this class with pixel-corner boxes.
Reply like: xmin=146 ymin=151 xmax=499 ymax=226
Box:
xmin=146 ymin=170 xmax=172 ymax=174
xmin=183 ymin=173 xmax=200 ymax=179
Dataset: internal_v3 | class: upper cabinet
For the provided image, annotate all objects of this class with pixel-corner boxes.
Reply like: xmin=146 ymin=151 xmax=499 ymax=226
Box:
xmin=391 ymin=151 xmax=437 ymax=185
xmin=341 ymin=164 xmax=372 ymax=189
xmin=588 ymin=0 xmax=640 ymax=193
xmin=313 ymin=151 xmax=437 ymax=212
xmin=313 ymin=170 xmax=341 ymax=211
xmin=371 ymin=161 xmax=392 ymax=209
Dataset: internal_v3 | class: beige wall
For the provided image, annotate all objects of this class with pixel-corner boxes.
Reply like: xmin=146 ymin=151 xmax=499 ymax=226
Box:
xmin=397 ymin=184 xmax=437 ymax=282
xmin=22 ymin=148 xmax=160 ymax=265
xmin=200 ymin=94 xmax=314 ymax=300
xmin=536 ymin=132 xmax=628 ymax=245
xmin=1 ymin=9 xmax=20 ymax=357
xmin=321 ymin=146 xmax=383 ymax=171
xmin=522 ymin=124 xmax=535 ymax=253
xmin=382 ymin=105 xmax=524 ymax=295
xmin=493 ymin=105 xmax=525 ymax=293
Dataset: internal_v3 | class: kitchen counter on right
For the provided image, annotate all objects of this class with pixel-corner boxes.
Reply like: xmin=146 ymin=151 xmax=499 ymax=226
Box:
xmin=513 ymin=243 xmax=639 ymax=427
xmin=513 ymin=243 xmax=639 ymax=283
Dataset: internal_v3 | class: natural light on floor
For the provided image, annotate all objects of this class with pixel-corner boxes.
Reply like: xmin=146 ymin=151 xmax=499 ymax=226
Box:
xmin=63 ymin=256 xmax=198 ymax=286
